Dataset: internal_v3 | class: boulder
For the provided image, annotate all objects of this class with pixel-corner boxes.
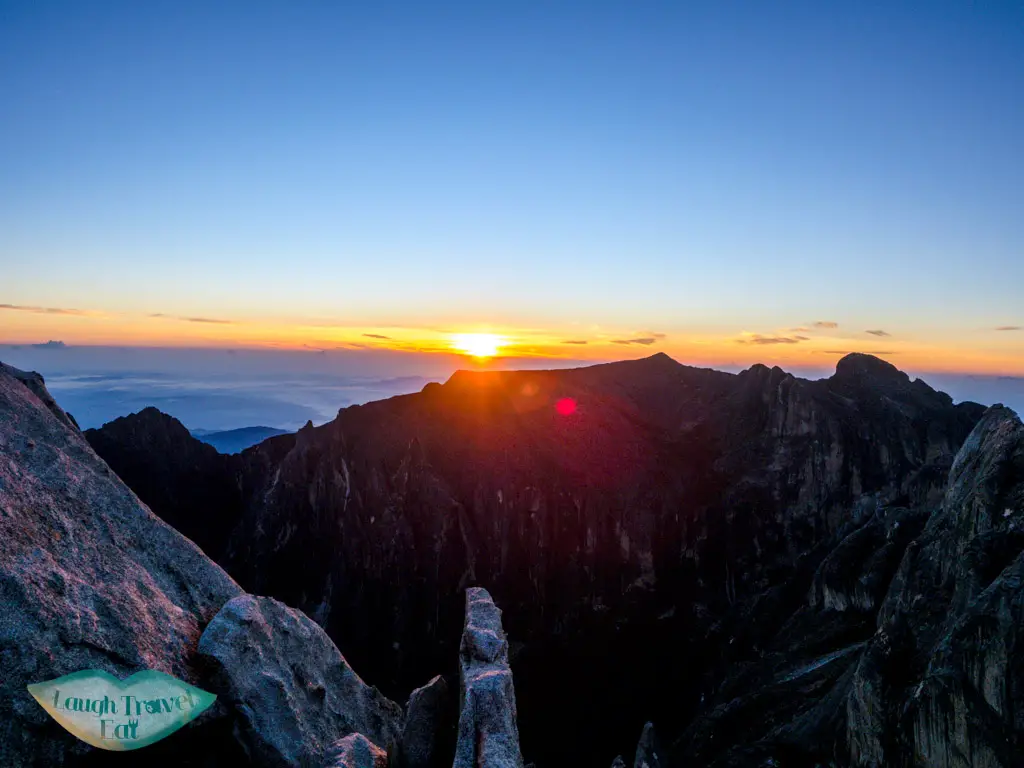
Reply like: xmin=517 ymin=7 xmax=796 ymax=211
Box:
xmin=0 ymin=362 xmax=242 ymax=766
xmin=197 ymin=594 xmax=403 ymax=767
xmin=323 ymin=733 xmax=388 ymax=768
xmin=452 ymin=588 xmax=525 ymax=768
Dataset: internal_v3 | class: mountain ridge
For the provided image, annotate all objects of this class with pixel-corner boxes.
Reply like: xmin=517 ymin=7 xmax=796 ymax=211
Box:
xmin=82 ymin=351 xmax=999 ymax=765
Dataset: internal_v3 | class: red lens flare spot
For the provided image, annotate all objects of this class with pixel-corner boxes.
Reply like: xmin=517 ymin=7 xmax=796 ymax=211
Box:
xmin=555 ymin=397 xmax=577 ymax=416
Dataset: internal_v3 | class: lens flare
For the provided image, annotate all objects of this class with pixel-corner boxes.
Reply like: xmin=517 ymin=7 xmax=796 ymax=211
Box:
xmin=555 ymin=397 xmax=577 ymax=416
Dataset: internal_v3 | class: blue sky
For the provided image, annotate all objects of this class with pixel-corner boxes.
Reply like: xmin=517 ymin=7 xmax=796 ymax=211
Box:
xmin=1 ymin=2 xmax=1022 ymax=371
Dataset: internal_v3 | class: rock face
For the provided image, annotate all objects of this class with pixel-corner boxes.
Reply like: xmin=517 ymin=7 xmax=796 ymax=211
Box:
xmin=452 ymin=588 xmax=524 ymax=768
xmin=322 ymin=733 xmax=388 ymax=768
xmin=668 ymin=404 xmax=1024 ymax=766
xmin=0 ymin=363 xmax=243 ymax=766
xmin=633 ymin=722 xmax=663 ymax=768
xmin=846 ymin=404 xmax=1024 ymax=767
xmin=197 ymin=594 xmax=403 ymax=767
xmin=0 ymin=361 xmax=80 ymax=430
xmin=392 ymin=675 xmax=452 ymax=768
xmin=85 ymin=407 xmax=245 ymax=560
xmin=84 ymin=353 xmax=989 ymax=765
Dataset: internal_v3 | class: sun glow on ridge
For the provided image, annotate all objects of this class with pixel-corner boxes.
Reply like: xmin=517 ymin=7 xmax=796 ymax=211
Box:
xmin=451 ymin=332 xmax=503 ymax=358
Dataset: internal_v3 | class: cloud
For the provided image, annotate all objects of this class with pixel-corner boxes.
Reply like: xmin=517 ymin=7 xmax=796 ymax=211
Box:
xmin=996 ymin=326 xmax=1022 ymax=332
xmin=813 ymin=321 xmax=839 ymax=329
xmin=737 ymin=334 xmax=808 ymax=345
xmin=562 ymin=340 xmax=588 ymax=345
xmin=31 ymin=340 xmax=66 ymax=349
xmin=362 ymin=333 xmax=392 ymax=340
xmin=0 ymin=303 xmax=88 ymax=316
xmin=149 ymin=313 xmax=234 ymax=324
xmin=612 ymin=337 xmax=658 ymax=345
xmin=865 ymin=329 xmax=891 ymax=337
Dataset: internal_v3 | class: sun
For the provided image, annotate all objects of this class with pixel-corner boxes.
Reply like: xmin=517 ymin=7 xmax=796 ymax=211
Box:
xmin=452 ymin=333 xmax=503 ymax=358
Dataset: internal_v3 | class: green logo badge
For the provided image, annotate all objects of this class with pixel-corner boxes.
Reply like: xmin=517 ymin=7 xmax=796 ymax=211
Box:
xmin=27 ymin=669 xmax=216 ymax=751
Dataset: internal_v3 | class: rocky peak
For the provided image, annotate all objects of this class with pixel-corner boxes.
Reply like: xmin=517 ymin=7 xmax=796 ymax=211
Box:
xmin=85 ymin=407 xmax=243 ymax=561
xmin=834 ymin=352 xmax=907 ymax=382
xmin=829 ymin=353 xmax=931 ymax=404
xmin=85 ymin=406 xmax=213 ymax=461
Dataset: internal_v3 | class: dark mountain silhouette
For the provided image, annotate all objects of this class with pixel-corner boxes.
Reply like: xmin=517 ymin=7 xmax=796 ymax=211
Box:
xmin=81 ymin=352 xmax=1017 ymax=766
xmin=83 ymin=407 xmax=244 ymax=560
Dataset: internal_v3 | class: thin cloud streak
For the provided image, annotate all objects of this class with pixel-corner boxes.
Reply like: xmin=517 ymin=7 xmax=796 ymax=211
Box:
xmin=0 ymin=303 xmax=89 ymax=316
xmin=737 ymin=334 xmax=808 ymax=345
xmin=866 ymin=329 xmax=891 ymax=337
xmin=149 ymin=313 xmax=234 ymax=324
xmin=612 ymin=337 xmax=658 ymax=345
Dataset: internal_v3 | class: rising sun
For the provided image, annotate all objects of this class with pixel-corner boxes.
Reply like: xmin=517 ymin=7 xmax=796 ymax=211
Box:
xmin=452 ymin=333 xmax=503 ymax=358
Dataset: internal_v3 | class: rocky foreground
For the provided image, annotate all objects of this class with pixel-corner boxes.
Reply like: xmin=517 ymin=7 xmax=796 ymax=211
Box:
xmin=0 ymin=362 xmax=521 ymax=767
xmin=4 ymin=353 xmax=1024 ymax=766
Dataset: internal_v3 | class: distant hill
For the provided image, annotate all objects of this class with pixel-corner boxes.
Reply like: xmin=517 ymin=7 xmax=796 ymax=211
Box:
xmin=193 ymin=425 xmax=291 ymax=453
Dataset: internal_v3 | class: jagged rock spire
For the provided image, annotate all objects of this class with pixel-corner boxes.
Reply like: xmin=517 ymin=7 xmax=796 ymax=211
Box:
xmin=452 ymin=587 xmax=525 ymax=768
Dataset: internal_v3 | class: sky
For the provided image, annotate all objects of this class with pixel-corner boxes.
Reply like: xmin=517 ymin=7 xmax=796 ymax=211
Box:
xmin=1 ymin=2 xmax=1023 ymax=374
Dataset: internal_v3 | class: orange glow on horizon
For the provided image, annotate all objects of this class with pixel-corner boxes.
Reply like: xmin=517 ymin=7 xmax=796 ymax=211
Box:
xmin=1 ymin=305 xmax=1022 ymax=376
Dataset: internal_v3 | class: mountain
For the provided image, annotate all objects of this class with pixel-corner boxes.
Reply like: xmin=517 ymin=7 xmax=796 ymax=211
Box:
xmin=84 ymin=351 xmax=1011 ymax=766
xmin=193 ymin=426 xmax=291 ymax=454
xmin=83 ymin=407 xmax=245 ymax=560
